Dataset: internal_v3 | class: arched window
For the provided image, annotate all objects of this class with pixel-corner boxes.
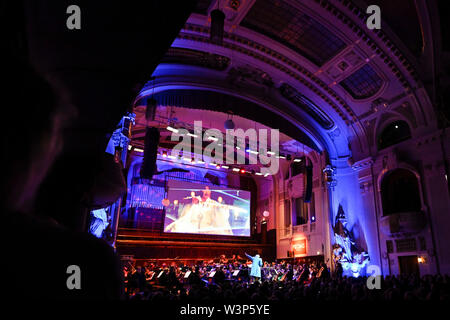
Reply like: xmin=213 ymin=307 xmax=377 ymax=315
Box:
xmin=381 ymin=169 xmax=421 ymax=216
xmin=378 ymin=120 xmax=411 ymax=150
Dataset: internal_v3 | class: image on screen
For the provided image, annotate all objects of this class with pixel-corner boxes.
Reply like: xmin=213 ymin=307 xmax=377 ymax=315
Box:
xmin=163 ymin=180 xmax=251 ymax=236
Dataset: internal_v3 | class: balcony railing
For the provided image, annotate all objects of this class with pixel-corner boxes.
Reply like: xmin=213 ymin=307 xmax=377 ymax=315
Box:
xmin=280 ymin=226 xmax=292 ymax=238
xmin=380 ymin=211 xmax=426 ymax=237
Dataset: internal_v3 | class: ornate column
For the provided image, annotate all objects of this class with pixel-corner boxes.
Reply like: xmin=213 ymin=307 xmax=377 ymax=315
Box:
xmin=351 ymin=157 xmax=383 ymax=275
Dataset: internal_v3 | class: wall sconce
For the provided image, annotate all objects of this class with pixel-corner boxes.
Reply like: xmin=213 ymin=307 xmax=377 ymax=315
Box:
xmin=417 ymin=256 xmax=426 ymax=264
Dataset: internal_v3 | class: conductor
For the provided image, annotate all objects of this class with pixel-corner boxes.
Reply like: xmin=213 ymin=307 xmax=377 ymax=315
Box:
xmin=245 ymin=252 xmax=263 ymax=283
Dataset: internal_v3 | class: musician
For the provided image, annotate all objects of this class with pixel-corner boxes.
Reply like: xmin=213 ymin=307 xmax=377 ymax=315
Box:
xmin=127 ymin=266 xmax=139 ymax=292
xmin=219 ymin=254 xmax=229 ymax=264
xmin=167 ymin=266 xmax=179 ymax=288
xmin=309 ymin=264 xmax=318 ymax=278
xmin=285 ymin=265 xmax=294 ymax=281
xmin=135 ymin=266 xmax=147 ymax=292
xmin=298 ymin=264 xmax=310 ymax=283
xmin=188 ymin=266 xmax=201 ymax=285
xmin=230 ymin=254 xmax=239 ymax=263
xmin=317 ymin=263 xmax=330 ymax=279
xmin=245 ymin=252 xmax=263 ymax=283
xmin=213 ymin=266 xmax=226 ymax=285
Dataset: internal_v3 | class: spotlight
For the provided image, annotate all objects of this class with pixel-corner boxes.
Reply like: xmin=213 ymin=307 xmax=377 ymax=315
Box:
xmin=162 ymin=151 xmax=167 ymax=157
xmin=240 ymin=169 xmax=246 ymax=174
xmin=216 ymin=164 xmax=221 ymax=169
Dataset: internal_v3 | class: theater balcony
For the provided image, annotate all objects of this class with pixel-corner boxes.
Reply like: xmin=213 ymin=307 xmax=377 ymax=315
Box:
xmin=380 ymin=211 xmax=427 ymax=237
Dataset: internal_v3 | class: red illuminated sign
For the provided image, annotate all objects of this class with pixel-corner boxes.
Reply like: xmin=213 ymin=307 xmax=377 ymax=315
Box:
xmin=292 ymin=238 xmax=307 ymax=256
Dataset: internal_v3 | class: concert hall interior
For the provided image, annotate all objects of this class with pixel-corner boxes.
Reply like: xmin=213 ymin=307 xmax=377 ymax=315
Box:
xmin=4 ymin=0 xmax=450 ymax=301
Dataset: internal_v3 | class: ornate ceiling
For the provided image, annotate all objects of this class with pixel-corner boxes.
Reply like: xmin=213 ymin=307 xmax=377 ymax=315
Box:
xmin=135 ymin=0 xmax=439 ymax=162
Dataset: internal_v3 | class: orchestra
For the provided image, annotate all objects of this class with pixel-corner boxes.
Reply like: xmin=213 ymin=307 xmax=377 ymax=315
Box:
xmin=122 ymin=255 xmax=330 ymax=294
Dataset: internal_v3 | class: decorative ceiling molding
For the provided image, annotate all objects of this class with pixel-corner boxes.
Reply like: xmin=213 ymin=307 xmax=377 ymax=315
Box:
xmin=135 ymin=88 xmax=323 ymax=152
xmin=326 ymin=0 xmax=419 ymax=89
xmin=227 ymin=65 xmax=274 ymax=89
xmin=278 ymin=83 xmax=335 ymax=130
xmin=179 ymin=23 xmax=355 ymax=124
xmin=240 ymin=0 xmax=347 ymax=66
xmin=161 ymin=47 xmax=230 ymax=71
xmin=339 ymin=64 xmax=384 ymax=99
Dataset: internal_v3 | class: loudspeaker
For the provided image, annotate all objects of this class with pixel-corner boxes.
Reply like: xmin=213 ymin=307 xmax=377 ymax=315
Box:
xmin=304 ymin=165 xmax=313 ymax=202
xmin=140 ymin=127 xmax=159 ymax=179
xmin=146 ymin=98 xmax=157 ymax=121
xmin=210 ymin=9 xmax=225 ymax=45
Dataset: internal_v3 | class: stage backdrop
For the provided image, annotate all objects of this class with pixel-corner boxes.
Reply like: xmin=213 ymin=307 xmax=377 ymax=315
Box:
xmin=163 ymin=180 xmax=251 ymax=237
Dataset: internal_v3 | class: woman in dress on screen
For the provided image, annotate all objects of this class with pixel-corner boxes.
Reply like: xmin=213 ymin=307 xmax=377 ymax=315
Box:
xmin=165 ymin=187 xmax=234 ymax=235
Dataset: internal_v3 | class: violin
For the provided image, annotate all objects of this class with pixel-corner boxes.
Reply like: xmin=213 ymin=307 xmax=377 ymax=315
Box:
xmin=280 ymin=270 xmax=288 ymax=282
xmin=277 ymin=269 xmax=285 ymax=281
xmin=296 ymin=267 xmax=306 ymax=283
xmin=316 ymin=266 xmax=324 ymax=278
xmin=146 ymin=270 xmax=155 ymax=281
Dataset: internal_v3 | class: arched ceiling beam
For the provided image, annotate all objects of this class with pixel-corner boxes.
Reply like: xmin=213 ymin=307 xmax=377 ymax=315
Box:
xmin=135 ymin=83 xmax=342 ymax=158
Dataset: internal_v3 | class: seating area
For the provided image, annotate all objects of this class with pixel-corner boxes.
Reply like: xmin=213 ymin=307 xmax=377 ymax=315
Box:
xmin=123 ymin=260 xmax=450 ymax=301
